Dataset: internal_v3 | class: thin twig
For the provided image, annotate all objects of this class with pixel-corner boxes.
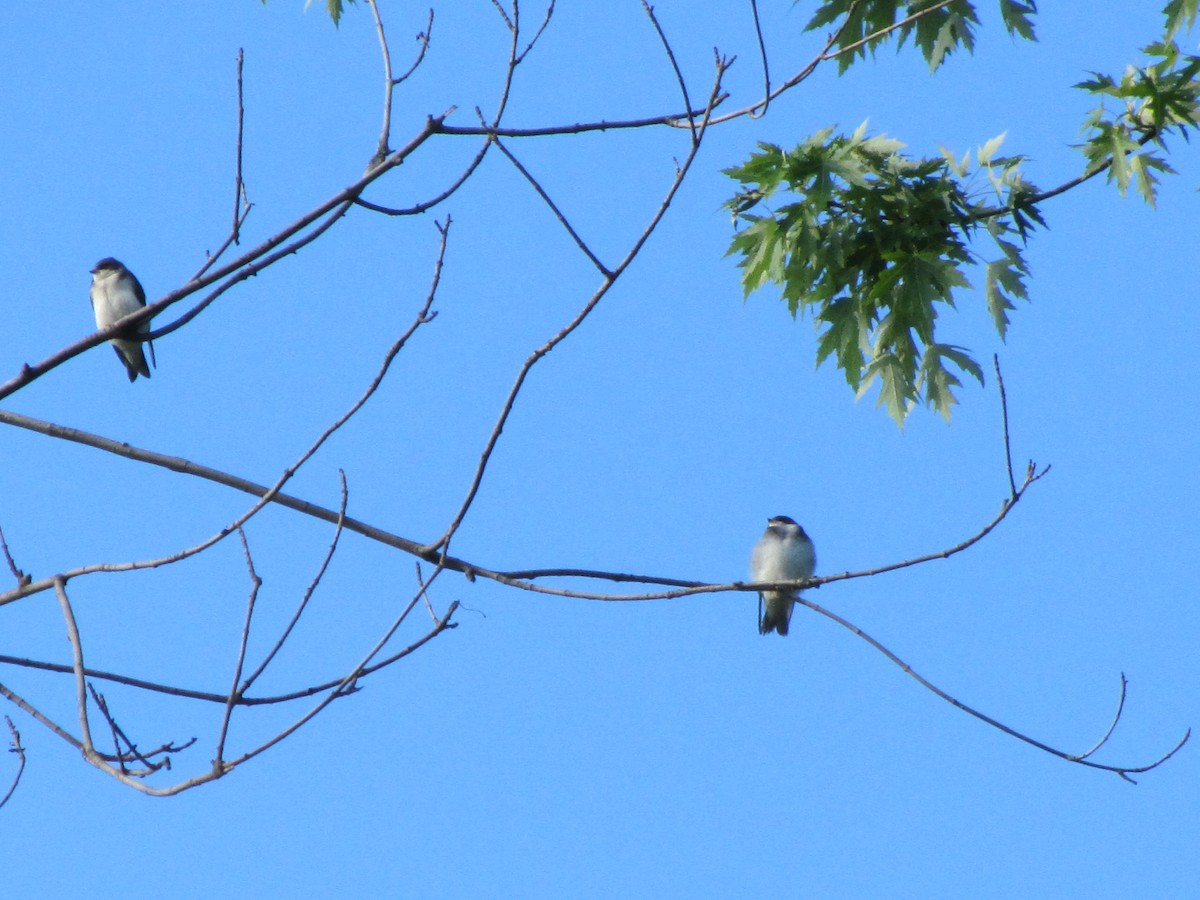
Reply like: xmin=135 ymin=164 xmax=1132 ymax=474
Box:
xmin=217 ymin=573 xmax=458 ymax=775
xmin=215 ymin=528 xmax=261 ymax=767
xmin=0 ymin=525 xmax=31 ymax=588
xmin=641 ymin=1 xmax=696 ymax=139
xmin=393 ymin=9 xmax=434 ymax=86
xmin=233 ymin=49 xmax=246 ymax=246
xmin=0 ymin=682 xmax=86 ymax=750
xmin=0 ymin=715 xmax=26 ymax=810
xmin=87 ymin=687 xmax=125 ymax=773
xmin=1067 ymin=673 xmax=1129 ymax=762
xmin=238 ymin=471 xmax=348 ymax=696
xmin=53 ymin=577 xmax=95 ymax=758
xmin=490 ymin=0 xmax=514 ymax=33
xmin=84 ymin=684 xmax=174 ymax=775
xmin=196 ymin=50 xmax=253 ymax=280
xmin=993 ymin=354 xmax=1018 ymax=496
xmin=492 ymin=137 xmax=610 ymax=275
xmin=515 ymin=1 xmax=555 ymax=65
xmin=415 ymin=563 xmax=437 ymax=622
xmin=747 ymin=0 xmax=771 ymax=119
xmin=365 ymin=0 xmax=396 ymax=166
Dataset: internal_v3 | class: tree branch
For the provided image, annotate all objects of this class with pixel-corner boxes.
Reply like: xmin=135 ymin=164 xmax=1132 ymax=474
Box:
xmin=802 ymin=595 xmax=1190 ymax=783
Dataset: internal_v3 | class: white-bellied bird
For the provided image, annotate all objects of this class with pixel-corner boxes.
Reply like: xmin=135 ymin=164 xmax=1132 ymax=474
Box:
xmin=749 ymin=515 xmax=816 ymax=636
xmin=89 ymin=257 xmax=155 ymax=381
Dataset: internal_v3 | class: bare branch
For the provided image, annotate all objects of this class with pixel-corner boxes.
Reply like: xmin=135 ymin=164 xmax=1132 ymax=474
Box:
xmin=0 ymin=716 xmax=25 ymax=810
xmin=747 ymin=0 xmax=771 ymax=119
xmin=237 ymin=472 xmax=349 ymax=696
xmin=87 ymin=687 xmax=125 ymax=773
xmin=515 ymin=1 xmax=555 ymax=65
xmin=194 ymin=49 xmax=253 ymax=281
xmin=1068 ymin=673 xmax=1129 ymax=763
xmin=364 ymin=0 xmax=396 ymax=166
xmin=431 ymin=107 xmax=729 ymax=139
xmin=215 ymin=528 xmax=262 ymax=766
xmin=0 ymin=112 xmax=448 ymax=400
xmin=53 ymin=577 xmax=94 ymax=756
xmin=0 ymin=525 xmax=31 ymax=589
xmin=492 ymin=136 xmax=610 ymax=275
xmin=393 ymin=9 xmax=435 ymax=87
xmin=6 ymin=528 xmax=459 ymax=796
xmin=640 ymin=1 xmax=696 ymax=139
xmin=216 ymin=574 xmax=459 ymax=776
xmin=0 ymin=416 xmax=1038 ymax=609
xmin=426 ymin=56 xmax=732 ymax=556
xmin=801 ymin=595 xmax=1190 ymax=782
xmin=490 ymin=0 xmax=514 ymax=33
xmin=994 ymin=355 xmax=1018 ymax=496
xmin=85 ymin=685 xmax=176 ymax=776
xmin=0 ymin=682 xmax=87 ymax=751
xmin=1 ymin=591 xmax=461 ymax=710
xmin=354 ymin=123 xmax=500 ymax=217
xmin=231 ymin=49 xmax=248 ymax=247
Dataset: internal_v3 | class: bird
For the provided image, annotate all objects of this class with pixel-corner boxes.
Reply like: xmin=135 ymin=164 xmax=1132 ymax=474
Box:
xmin=89 ymin=258 xmax=155 ymax=381
xmin=749 ymin=515 xmax=816 ymax=636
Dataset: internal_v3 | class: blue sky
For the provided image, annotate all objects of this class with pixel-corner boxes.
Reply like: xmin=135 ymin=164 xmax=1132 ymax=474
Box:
xmin=1 ymin=2 xmax=1197 ymax=897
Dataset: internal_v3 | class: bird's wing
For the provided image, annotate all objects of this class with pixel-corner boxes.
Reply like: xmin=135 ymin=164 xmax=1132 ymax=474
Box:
xmin=131 ymin=273 xmax=146 ymax=306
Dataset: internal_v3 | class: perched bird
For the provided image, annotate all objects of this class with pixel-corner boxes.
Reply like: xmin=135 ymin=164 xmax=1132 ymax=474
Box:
xmin=749 ymin=515 xmax=816 ymax=636
xmin=89 ymin=258 xmax=155 ymax=381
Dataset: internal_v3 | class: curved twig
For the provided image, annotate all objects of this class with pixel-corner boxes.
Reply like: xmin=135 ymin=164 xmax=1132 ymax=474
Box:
xmin=1068 ymin=673 xmax=1129 ymax=763
xmin=394 ymin=10 xmax=435 ymax=86
xmin=0 ymin=716 xmax=25 ymax=810
xmin=802 ymin=595 xmax=1190 ymax=783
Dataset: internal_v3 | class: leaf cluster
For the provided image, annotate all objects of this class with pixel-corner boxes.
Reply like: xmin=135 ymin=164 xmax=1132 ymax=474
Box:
xmin=728 ymin=1 xmax=1199 ymax=425
xmin=803 ymin=0 xmax=1037 ymax=73
xmin=1075 ymin=37 xmax=1200 ymax=206
xmin=724 ymin=124 xmax=1038 ymax=425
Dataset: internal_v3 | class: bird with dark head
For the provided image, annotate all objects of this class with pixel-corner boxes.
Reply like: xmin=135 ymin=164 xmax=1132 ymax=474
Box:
xmin=749 ymin=515 xmax=816 ymax=636
xmin=89 ymin=257 xmax=155 ymax=382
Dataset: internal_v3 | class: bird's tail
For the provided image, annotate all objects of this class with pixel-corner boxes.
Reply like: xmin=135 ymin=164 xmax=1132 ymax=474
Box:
xmin=758 ymin=597 xmax=790 ymax=636
xmin=759 ymin=613 xmax=788 ymax=636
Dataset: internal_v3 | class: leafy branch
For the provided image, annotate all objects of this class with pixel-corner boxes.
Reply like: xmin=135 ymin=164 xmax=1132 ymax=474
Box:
xmin=725 ymin=1 xmax=1199 ymax=425
xmin=724 ymin=123 xmax=1038 ymax=424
